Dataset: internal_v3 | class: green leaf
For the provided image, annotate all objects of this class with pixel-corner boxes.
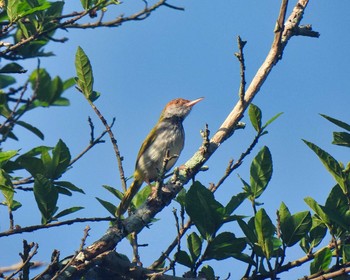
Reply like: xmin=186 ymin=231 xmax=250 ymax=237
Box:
xmin=55 ymin=181 xmax=85 ymax=194
xmin=239 ymin=175 xmax=251 ymax=194
xmin=52 ymin=97 xmax=70 ymax=106
xmin=29 ymin=68 xmax=52 ymax=104
xmin=17 ymin=1 xmax=51 ymax=18
xmin=75 ymin=46 xmax=96 ymax=101
xmin=262 ymin=112 xmax=283 ymax=130
xmin=199 ymin=265 xmax=215 ymax=280
xmin=185 ymin=181 xmax=225 ymax=240
xmin=25 ymin=146 xmax=52 ymax=157
xmin=56 ymin=186 xmax=72 ymax=196
xmin=0 ymin=169 xmax=15 ymax=209
xmin=0 ymin=150 xmax=18 ymax=166
xmin=309 ymin=217 xmax=327 ymax=249
xmin=17 ymin=20 xmax=30 ymax=38
xmin=175 ymin=250 xmax=193 ymax=268
xmin=52 ymin=139 xmax=71 ymax=179
xmin=279 ymin=203 xmax=312 ymax=247
xmin=44 ymin=1 xmax=64 ymax=18
xmin=96 ymin=197 xmax=117 ymax=217
xmin=34 ymin=174 xmax=59 ymax=224
xmin=53 ymin=206 xmax=84 ymax=219
xmin=299 ymin=237 xmax=310 ymax=254
xmin=255 ymin=208 xmax=275 ymax=259
xmin=63 ymin=77 xmax=76 ymax=91
xmin=0 ymin=74 xmax=16 ymax=89
xmin=250 ymin=146 xmax=273 ymax=199
xmin=41 ymin=149 xmax=53 ymax=177
xmin=17 ymin=121 xmax=44 ymax=140
xmin=0 ymin=63 xmax=26 ymax=74
xmin=342 ymin=245 xmax=350 ymax=264
xmin=6 ymin=0 xmax=20 ymax=21
xmin=310 ymin=247 xmax=332 ymax=274
xmin=18 ymin=156 xmax=45 ymax=177
xmin=324 ymin=185 xmax=349 ymax=231
xmin=332 ymin=132 xmax=350 ymax=147
xmin=89 ymin=90 xmax=101 ymax=102
xmin=80 ymin=0 xmax=91 ymax=9
xmin=10 ymin=200 xmax=22 ymax=211
xmin=175 ymin=188 xmax=186 ymax=207
xmin=225 ymin=192 xmax=247 ymax=215
xmin=249 ymin=103 xmax=262 ymax=132
xmin=27 ymin=69 xmax=69 ymax=107
xmin=279 ymin=202 xmax=291 ymax=224
xmin=303 ymin=140 xmax=346 ymax=193
xmin=102 ymin=185 xmax=122 ymax=199
xmin=0 ymin=92 xmax=11 ymax=118
xmin=50 ymin=76 xmax=64 ymax=103
xmin=320 ymin=114 xmax=350 ymax=132
xmin=187 ymin=232 xmax=202 ymax=263
xmin=304 ymin=197 xmax=331 ymax=226
xmin=232 ymin=253 xmax=256 ymax=265
xmin=132 ymin=185 xmax=152 ymax=209
xmin=204 ymin=232 xmax=246 ymax=261
xmin=237 ymin=218 xmax=257 ymax=245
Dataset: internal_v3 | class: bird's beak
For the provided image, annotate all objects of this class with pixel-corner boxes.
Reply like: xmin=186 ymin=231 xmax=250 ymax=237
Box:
xmin=186 ymin=97 xmax=204 ymax=107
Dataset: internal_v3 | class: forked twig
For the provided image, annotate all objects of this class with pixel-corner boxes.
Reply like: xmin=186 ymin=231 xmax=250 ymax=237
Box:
xmin=86 ymin=100 xmax=127 ymax=192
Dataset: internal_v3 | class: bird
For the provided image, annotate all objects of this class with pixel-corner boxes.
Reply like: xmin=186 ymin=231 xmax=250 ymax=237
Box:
xmin=117 ymin=97 xmax=203 ymax=217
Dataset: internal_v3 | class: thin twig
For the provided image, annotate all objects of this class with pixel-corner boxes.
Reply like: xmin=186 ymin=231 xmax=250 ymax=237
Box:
xmin=172 ymin=208 xmax=181 ymax=253
xmin=87 ymin=100 xmax=127 ymax=193
xmin=8 ymin=209 xmax=14 ymax=231
xmin=68 ymin=117 xmax=110 ymax=167
xmin=0 ymin=261 xmax=43 ymax=274
xmin=155 ymin=150 xmax=179 ymax=197
xmin=5 ymin=241 xmax=39 ymax=280
xmin=51 ymin=226 xmax=91 ymax=280
xmin=234 ymin=36 xmax=247 ymax=103
xmin=130 ymin=232 xmax=142 ymax=266
xmin=251 ymin=241 xmax=337 ymax=280
xmin=149 ymin=219 xmax=193 ymax=270
xmin=213 ymin=131 xmax=262 ymax=193
xmin=306 ymin=264 xmax=350 ymax=280
xmin=32 ymin=250 xmax=60 ymax=280
xmin=0 ymin=82 xmax=29 ymax=143
xmin=0 ymin=217 xmax=114 ymax=237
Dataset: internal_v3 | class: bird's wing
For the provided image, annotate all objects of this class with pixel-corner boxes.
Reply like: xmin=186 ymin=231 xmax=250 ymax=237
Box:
xmin=135 ymin=125 xmax=159 ymax=167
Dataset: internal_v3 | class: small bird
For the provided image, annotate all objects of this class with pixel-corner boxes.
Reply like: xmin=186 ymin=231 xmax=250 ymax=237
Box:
xmin=117 ymin=97 xmax=203 ymax=217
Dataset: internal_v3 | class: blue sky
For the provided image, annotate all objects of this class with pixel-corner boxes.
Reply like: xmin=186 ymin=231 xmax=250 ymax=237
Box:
xmin=1 ymin=1 xmax=349 ymax=278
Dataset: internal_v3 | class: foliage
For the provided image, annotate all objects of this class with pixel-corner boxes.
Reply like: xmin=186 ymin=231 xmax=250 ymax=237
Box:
xmin=0 ymin=1 xmax=349 ymax=280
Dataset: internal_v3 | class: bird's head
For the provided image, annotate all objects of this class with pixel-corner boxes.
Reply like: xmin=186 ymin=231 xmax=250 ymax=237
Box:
xmin=160 ymin=97 xmax=204 ymax=121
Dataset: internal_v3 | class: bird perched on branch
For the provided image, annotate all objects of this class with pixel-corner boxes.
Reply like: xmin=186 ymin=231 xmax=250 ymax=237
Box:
xmin=117 ymin=97 xmax=203 ymax=217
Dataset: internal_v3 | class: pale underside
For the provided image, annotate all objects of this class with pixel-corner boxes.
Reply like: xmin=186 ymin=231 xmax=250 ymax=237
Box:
xmin=136 ymin=120 xmax=185 ymax=183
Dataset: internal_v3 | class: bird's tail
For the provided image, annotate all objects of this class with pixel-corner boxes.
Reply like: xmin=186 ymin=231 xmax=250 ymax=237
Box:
xmin=117 ymin=177 xmax=143 ymax=217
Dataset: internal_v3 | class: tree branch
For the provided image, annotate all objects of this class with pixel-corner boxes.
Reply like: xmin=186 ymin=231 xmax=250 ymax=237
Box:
xmin=0 ymin=217 xmax=114 ymax=237
xmin=85 ymin=98 xmax=127 ymax=193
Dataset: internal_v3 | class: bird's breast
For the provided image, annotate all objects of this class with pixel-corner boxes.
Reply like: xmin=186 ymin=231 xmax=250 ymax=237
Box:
xmin=136 ymin=122 xmax=185 ymax=182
